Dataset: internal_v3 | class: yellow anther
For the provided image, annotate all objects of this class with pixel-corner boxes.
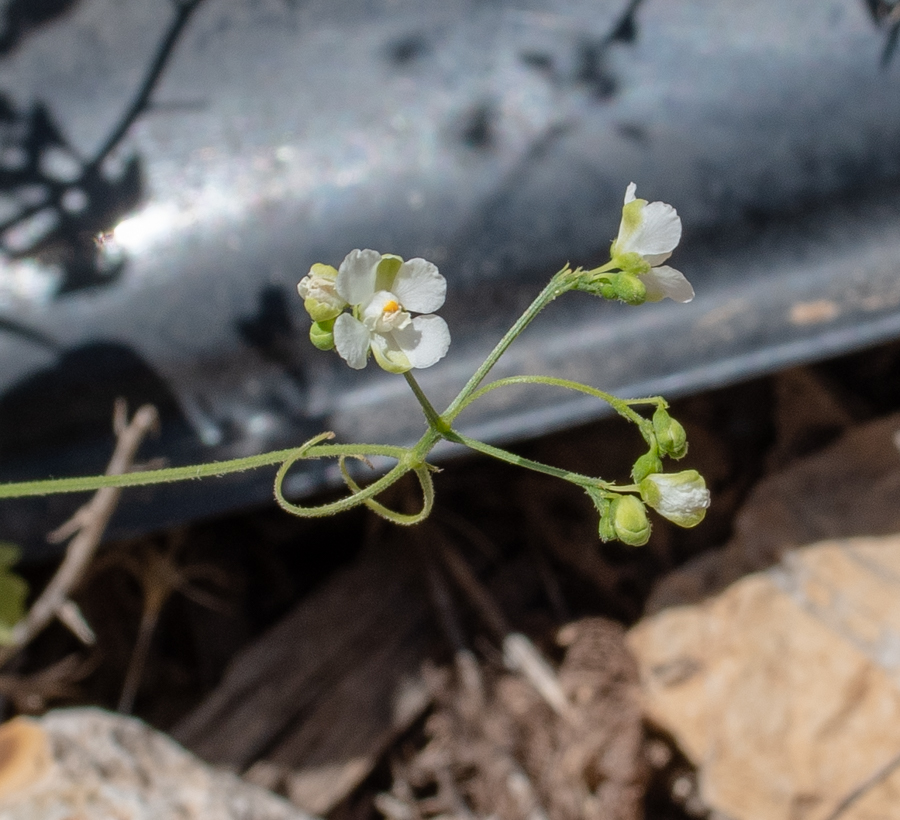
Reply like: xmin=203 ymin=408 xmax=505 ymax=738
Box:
xmin=383 ymin=299 xmax=400 ymax=313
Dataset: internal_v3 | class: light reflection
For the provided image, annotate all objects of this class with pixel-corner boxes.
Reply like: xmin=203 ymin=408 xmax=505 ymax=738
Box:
xmin=112 ymin=203 xmax=181 ymax=253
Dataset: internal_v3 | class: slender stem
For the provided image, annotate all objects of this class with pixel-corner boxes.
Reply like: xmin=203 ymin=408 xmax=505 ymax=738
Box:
xmin=449 ymin=374 xmax=658 ymax=434
xmin=0 ymin=439 xmax=411 ymax=498
xmin=442 ymin=271 xmax=572 ymax=419
xmin=448 ymin=429 xmax=608 ymax=489
xmin=404 ymin=371 xmax=446 ymax=432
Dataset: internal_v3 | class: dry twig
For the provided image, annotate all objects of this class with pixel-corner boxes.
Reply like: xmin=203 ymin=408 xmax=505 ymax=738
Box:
xmin=0 ymin=400 xmax=159 ymax=668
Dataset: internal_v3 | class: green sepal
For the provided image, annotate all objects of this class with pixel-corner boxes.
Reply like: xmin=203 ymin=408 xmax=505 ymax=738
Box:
xmin=632 ymin=450 xmax=663 ymax=483
xmin=639 ymin=470 xmax=709 ymax=528
xmin=309 ymin=319 xmax=336 ymax=351
xmin=304 ymin=298 xmax=342 ymax=323
xmin=612 ymin=251 xmax=651 ymax=276
xmin=573 ymin=273 xmax=617 ymax=300
xmin=593 ymin=494 xmax=618 ymax=543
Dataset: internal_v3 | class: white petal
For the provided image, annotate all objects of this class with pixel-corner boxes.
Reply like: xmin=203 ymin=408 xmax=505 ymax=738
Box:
xmin=392 ymin=314 xmax=451 ymax=369
xmin=370 ymin=332 xmax=412 ymax=373
xmin=623 ymin=182 xmax=637 ymax=204
xmin=640 ymin=471 xmax=709 ymax=527
xmin=628 ymin=201 xmax=682 ymax=258
xmin=643 ymin=251 xmax=673 ymax=267
xmin=336 ymin=249 xmax=381 ymax=305
xmin=391 ymin=258 xmax=446 ymax=313
xmin=642 ymin=265 xmax=694 ymax=303
xmin=333 ymin=313 xmax=371 ymax=369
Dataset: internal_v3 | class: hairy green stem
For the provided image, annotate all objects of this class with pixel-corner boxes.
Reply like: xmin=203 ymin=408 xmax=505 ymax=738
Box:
xmin=446 ymin=429 xmax=609 ymax=489
xmin=449 ymin=374 xmax=660 ymax=432
xmin=404 ymin=371 xmax=447 ymax=432
xmin=0 ymin=437 xmax=410 ymax=498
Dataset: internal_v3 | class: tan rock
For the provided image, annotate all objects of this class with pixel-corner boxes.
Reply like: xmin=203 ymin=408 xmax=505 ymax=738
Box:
xmin=647 ymin=412 xmax=900 ymax=613
xmin=0 ymin=708 xmax=318 ymax=820
xmin=0 ymin=718 xmax=52 ymax=800
xmin=628 ymin=535 xmax=900 ymax=820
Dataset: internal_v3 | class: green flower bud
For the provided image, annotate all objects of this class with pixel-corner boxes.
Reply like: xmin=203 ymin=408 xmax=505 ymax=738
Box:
xmin=632 ymin=450 xmax=663 ymax=483
xmin=653 ymin=406 xmax=688 ymax=459
xmin=609 ymin=495 xmax=651 ymax=547
xmin=309 ymin=319 xmax=336 ymax=351
xmin=297 ymin=263 xmax=347 ymax=322
xmin=613 ymin=272 xmax=647 ymax=306
xmin=639 ymin=470 xmax=710 ymax=528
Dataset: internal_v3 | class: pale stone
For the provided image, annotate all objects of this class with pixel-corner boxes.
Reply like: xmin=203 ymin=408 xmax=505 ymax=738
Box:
xmin=0 ymin=708 xmax=318 ymax=820
xmin=628 ymin=535 xmax=900 ymax=820
xmin=647 ymin=412 xmax=900 ymax=613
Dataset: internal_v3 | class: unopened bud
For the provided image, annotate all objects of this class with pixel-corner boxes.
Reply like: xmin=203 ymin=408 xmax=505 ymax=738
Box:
xmin=653 ymin=406 xmax=687 ymax=459
xmin=613 ymin=272 xmax=647 ymax=306
xmin=632 ymin=451 xmax=663 ymax=483
xmin=309 ymin=319 xmax=336 ymax=351
xmin=609 ymin=495 xmax=651 ymax=546
xmin=297 ymin=263 xmax=346 ymax=322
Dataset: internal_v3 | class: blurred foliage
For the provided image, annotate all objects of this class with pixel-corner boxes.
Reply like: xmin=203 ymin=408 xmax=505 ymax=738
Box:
xmin=0 ymin=542 xmax=28 ymax=644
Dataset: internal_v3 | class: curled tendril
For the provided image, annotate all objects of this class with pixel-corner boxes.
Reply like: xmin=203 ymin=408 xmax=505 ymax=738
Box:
xmin=338 ymin=456 xmax=435 ymax=525
xmin=273 ymin=435 xmax=422 ymax=519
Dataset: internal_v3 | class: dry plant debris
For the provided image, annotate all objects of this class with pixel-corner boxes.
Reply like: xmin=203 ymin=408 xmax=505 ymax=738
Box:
xmin=380 ymin=618 xmax=645 ymax=820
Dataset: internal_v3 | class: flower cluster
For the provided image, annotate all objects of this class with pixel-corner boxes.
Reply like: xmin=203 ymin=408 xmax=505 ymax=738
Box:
xmin=295 ymin=184 xmax=709 ymax=548
xmin=594 ymin=469 xmax=709 ymax=547
xmin=298 ymin=249 xmax=450 ymax=374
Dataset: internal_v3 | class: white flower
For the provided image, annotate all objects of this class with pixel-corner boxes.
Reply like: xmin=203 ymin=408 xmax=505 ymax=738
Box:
xmin=332 ymin=249 xmax=451 ymax=373
xmin=611 ymin=183 xmax=694 ymax=303
xmin=639 ymin=470 xmax=710 ymax=528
